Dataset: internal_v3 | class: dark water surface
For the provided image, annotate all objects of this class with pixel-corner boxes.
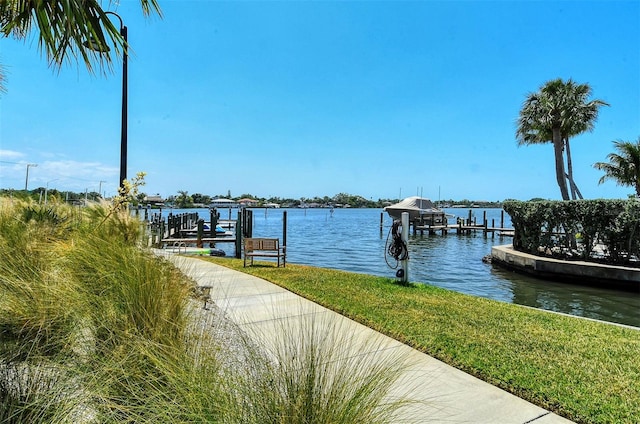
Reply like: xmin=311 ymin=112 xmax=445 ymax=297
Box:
xmin=165 ymin=207 xmax=640 ymax=328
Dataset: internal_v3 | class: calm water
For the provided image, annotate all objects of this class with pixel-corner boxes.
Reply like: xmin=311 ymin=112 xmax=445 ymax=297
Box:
xmin=161 ymin=207 xmax=640 ymax=328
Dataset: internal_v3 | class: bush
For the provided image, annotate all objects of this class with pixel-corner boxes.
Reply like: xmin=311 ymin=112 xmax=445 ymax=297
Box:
xmin=503 ymin=199 xmax=640 ymax=265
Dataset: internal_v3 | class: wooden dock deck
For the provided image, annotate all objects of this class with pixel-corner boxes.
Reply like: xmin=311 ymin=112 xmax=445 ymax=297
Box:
xmin=410 ymin=224 xmax=514 ymax=237
xmin=413 ymin=223 xmax=514 ymax=237
xmin=408 ymin=209 xmax=514 ymax=238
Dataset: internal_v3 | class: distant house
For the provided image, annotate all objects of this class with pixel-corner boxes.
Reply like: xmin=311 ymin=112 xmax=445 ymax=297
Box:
xmin=238 ymin=198 xmax=259 ymax=207
xmin=210 ymin=198 xmax=238 ymax=208
xmin=144 ymin=195 xmax=164 ymax=206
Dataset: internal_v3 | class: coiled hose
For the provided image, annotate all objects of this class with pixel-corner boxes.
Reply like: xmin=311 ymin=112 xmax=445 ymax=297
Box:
xmin=385 ymin=219 xmax=409 ymax=269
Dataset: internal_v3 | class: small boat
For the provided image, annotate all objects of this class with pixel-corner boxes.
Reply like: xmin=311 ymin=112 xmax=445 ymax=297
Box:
xmin=384 ymin=196 xmax=447 ymax=224
xmin=182 ymin=223 xmax=233 ymax=237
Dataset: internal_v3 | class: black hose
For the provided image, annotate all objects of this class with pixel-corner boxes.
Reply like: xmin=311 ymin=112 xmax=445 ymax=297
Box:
xmin=385 ymin=220 xmax=409 ymax=269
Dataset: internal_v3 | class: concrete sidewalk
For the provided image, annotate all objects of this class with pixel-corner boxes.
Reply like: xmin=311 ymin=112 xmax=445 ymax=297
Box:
xmin=157 ymin=250 xmax=574 ymax=424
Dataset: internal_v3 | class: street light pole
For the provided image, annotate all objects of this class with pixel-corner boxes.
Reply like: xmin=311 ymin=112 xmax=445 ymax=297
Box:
xmin=118 ymin=15 xmax=128 ymax=193
xmin=25 ymin=163 xmax=37 ymax=191
xmin=45 ymin=179 xmax=59 ymax=205
xmin=84 ymin=12 xmax=127 ymax=192
xmin=103 ymin=12 xmax=129 ymax=192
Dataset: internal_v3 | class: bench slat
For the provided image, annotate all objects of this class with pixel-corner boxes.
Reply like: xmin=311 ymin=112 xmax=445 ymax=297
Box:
xmin=243 ymin=237 xmax=286 ymax=267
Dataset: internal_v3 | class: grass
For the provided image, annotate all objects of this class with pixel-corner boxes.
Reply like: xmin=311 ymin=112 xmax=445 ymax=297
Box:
xmin=0 ymin=198 xmax=416 ymax=423
xmin=239 ymin=309 xmax=418 ymax=423
xmin=202 ymin=257 xmax=640 ymax=424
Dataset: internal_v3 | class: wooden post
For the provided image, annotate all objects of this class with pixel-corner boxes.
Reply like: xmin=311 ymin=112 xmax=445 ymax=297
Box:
xmin=248 ymin=209 xmax=253 ymax=238
xmin=174 ymin=214 xmax=179 ymax=237
xmin=196 ymin=219 xmax=204 ymax=248
xmin=483 ymin=211 xmax=488 ymax=237
xmin=500 ymin=209 xmax=504 ymax=230
xmin=235 ymin=211 xmax=242 ymax=259
xmin=240 ymin=208 xmax=246 ymax=237
xmin=209 ymin=208 xmax=218 ymax=238
xmin=380 ymin=212 xmax=384 ymax=234
xmin=240 ymin=208 xmax=245 ymax=237
xmin=492 ymin=218 xmax=495 ymax=239
xmin=282 ymin=210 xmax=287 ymax=260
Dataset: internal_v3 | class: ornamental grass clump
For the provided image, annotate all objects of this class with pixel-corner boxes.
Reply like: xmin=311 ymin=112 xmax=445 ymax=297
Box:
xmin=0 ymin=198 xmax=206 ymax=422
xmin=0 ymin=361 xmax=81 ymax=424
xmin=63 ymin=233 xmax=192 ymax=351
xmin=0 ymin=201 xmax=86 ymax=362
xmin=222 ymin=309 xmax=418 ymax=424
xmin=1 ymin=197 xmax=417 ymax=423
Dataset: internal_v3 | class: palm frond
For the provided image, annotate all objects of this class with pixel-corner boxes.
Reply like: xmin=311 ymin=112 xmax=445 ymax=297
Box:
xmin=1 ymin=0 xmax=161 ymax=75
xmin=594 ymin=138 xmax=640 ymax=195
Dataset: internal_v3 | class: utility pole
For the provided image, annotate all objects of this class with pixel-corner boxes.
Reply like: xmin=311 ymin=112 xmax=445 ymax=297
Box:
xmin=25 ymin=163 xmax=37 ymax=191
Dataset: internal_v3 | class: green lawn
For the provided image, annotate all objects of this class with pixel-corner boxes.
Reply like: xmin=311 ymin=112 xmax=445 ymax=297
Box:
xmin=202 ymin=257 xmax=640 ymax=424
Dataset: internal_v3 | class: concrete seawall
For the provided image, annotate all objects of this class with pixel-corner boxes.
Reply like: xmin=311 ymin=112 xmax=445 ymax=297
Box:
xmin=491 ymin=244 xmax=640 ymax=292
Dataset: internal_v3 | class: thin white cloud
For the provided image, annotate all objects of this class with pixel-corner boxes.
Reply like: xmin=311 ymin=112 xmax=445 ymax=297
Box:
xmin=35 ymin=160 xmax=117 ymax=183
xmin=0 ymin=150 xmax=25 ymax=160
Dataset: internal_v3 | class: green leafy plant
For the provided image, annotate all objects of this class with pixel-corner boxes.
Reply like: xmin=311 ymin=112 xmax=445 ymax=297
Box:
xmin=504 ymin=199 xmax=640 ymax=265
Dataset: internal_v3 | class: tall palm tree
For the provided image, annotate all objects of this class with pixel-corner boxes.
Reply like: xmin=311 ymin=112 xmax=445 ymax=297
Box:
xmin=0 ymin=0 xmax=162 ymax=90
xmin=562 ymin=81 xmax=609 ymax=199
xmin=516 ymin=78 xmax=608 ymax=200
xmin=594 ymin=137 xmax=640 ymax=197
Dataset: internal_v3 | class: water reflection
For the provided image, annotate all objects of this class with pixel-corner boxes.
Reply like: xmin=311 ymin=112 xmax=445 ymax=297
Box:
xmin=491 ymin=266 xmax=639 ymax=326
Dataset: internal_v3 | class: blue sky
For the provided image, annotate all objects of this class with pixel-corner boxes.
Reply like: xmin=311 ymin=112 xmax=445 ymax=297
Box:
xmin=1 ymin=0 xmax=638 ymax=201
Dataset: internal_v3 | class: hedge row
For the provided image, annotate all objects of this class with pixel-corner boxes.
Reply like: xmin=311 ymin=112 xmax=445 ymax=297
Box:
xmin=503 ymin=199 xmax=640 ymax=266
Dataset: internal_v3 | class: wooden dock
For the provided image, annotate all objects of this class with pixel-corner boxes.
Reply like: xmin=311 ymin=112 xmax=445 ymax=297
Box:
xmin=413 ymin=223 xmax=514 ymax=237
xmin=147 ymin=208 xmax=287 ymax=259
xmin=397 ymin=209 xmax=514 ymax=238
xmin=146 ymin=210 xmax=243 ymax=257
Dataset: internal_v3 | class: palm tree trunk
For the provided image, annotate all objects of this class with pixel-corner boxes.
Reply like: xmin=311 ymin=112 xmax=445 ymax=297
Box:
xmin=565 ymin=137 xmax=578 ymax=200
xmin=553 ymin=128 xmax=570 ymax=200
xmin=565 ymin=173 xmax=584 ymax=199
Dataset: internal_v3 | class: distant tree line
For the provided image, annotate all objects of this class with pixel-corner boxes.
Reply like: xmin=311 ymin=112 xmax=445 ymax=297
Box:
xmin=0 ymin=188 xmax=509 ymax=209
xmin=156 ymin=192 xmax=506 ymax=209
xmin=0 ymin=188 xmax=102 ymax=204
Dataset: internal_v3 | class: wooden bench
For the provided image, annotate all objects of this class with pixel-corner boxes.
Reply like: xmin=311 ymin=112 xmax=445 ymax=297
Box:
xmin=243 ymin=238 xmax=286 ymax=267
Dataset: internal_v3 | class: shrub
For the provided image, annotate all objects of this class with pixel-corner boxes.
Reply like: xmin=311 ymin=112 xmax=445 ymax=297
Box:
xmin=504 ymin=199 xmax=640 ymax=265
